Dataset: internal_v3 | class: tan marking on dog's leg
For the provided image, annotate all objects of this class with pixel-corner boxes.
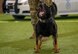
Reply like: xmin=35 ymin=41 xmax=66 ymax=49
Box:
xmin=53 ymin=37 xmax=59 ymax=53
xmin=38 ymin=36 xmax=42 ymax=49
xmin=35 ymin=38 xmax=40 ymax=53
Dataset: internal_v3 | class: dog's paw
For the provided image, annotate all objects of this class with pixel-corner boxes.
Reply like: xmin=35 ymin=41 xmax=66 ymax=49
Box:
xmin=54 ymin=49 xmax=59 ymax=53
xmin=52 ymin=48 xmax=60 ymax=53
xmin=29 ymin=36 xmax=34 ymax=39
xmin=34 ymin=50 xmax=40 ymax=53
xmin=34 ymin=48 xmax=40 ymax=53
xmin=34 ymin=46 xmax=41 ymax=50
xmin=34 ymin=47 xmax=40 ymax=53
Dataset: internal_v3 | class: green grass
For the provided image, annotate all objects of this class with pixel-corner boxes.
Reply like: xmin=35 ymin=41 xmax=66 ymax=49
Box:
xmin=0 ymin=14 xmax=78 ymax=54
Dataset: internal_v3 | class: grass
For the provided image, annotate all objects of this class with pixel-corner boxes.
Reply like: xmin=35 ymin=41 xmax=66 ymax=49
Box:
xmin=0 ymin=14 xmax=78 ymax=54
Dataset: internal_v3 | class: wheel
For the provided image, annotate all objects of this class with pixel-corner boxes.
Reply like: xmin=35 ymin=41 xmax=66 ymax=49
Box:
xmin=60 ymin=15 xmax=68 ymax=17
xmin=2 ymin=0 xmax=7 ymax=13
xmin=12 ymin=15 xmax=25 ymax=20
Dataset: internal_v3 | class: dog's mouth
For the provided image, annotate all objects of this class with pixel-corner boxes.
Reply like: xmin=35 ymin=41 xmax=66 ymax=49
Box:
xmin=39 ymin=11 xmax=45 ymax=17
xmin=37 ymin=8 xmax=47 ymax=19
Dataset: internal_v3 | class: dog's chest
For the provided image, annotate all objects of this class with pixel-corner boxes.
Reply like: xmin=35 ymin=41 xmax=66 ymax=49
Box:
xmin=37 ymin=21 xmax=52 ymax=36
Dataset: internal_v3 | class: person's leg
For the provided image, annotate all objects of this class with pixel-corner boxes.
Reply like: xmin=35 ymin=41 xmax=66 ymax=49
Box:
xmin=44 ymin=0 xmax=52 ymax=7
xmin=28 ymin=0 xmax=39 ymax=39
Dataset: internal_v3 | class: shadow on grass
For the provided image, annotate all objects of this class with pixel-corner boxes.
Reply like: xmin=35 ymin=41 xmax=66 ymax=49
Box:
xmin=58 ymin=30 xmax=78 ymax=37
xmin=1 ymin=18 xmax=31 ymax=22
xmin=0 ymin=38 xmax=35 ymax=51
xmin=1 ymin=15 xmax=78 ymax=22
xmin=55 ymin=15 xmax=78 ymax=20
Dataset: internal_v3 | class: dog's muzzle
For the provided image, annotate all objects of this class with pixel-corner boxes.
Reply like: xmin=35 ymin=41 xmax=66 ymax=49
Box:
xmin=39 ymin=11 xmax=45 ymax=17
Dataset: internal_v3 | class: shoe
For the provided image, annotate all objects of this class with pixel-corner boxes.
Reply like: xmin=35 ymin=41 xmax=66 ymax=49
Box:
xmin=29 ymin=32 xmax=36 ymax=39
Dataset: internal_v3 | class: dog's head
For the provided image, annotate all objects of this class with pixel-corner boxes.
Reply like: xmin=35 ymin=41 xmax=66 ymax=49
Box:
xmin=37 ymin=2 xmax=51 ymax=20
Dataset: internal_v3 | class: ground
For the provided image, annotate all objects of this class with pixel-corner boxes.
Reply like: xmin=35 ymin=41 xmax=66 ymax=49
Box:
xmin=0 ymin=14 xmax=78 ymax=54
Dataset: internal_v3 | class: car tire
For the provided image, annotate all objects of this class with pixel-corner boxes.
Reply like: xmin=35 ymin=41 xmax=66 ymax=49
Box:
xmin=12 ymin=15 xmax=25 ymax=20
xmin=2 ymin=0 xmax=7 ymax=13
xmin=60 ymin=15 xmax=68 ymax=17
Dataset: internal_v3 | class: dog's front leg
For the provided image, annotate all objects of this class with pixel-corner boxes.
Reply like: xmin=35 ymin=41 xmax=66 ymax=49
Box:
xmin=34 ymin=35 xmax=42 ymax=53
xmin=53 ymin=36 xmax=59 ymax=53
xmin=38 ymin=35 xmax=42 ymax=49
xmin=34 ymin=36 xmax=40 ymax=53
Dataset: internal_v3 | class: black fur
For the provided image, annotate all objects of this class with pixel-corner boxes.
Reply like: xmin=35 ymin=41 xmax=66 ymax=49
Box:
xmin=34 ymin=1 xmax=59 ymax=53
xmin=36 ymin=2 xmax=57 ymax=37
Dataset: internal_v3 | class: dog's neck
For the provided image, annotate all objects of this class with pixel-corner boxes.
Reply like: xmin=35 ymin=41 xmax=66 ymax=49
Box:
xmin=39 ymin=18 xmax=46 ymax=23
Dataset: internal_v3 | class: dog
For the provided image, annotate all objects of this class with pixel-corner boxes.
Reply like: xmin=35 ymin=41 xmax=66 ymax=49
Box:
xmin=34 ymin=1 xmax=59 ymax=53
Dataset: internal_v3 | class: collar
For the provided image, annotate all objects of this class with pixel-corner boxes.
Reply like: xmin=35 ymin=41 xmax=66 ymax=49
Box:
xmin=39 ymin=17 xmax=52 ymax=23
xmin=39 ymin=18 xmax=46 ymax=23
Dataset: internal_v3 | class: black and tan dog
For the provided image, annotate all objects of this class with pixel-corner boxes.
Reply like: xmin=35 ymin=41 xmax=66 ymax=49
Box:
xmin=34 ymin=1 xmax=59 ymax=53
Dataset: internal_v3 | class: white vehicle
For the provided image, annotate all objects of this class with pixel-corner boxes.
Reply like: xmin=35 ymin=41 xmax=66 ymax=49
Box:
xmin=3 ymin=0 xmax=30 ymax=20
xmin=2 ymin=0 xmax=78 ymax=20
